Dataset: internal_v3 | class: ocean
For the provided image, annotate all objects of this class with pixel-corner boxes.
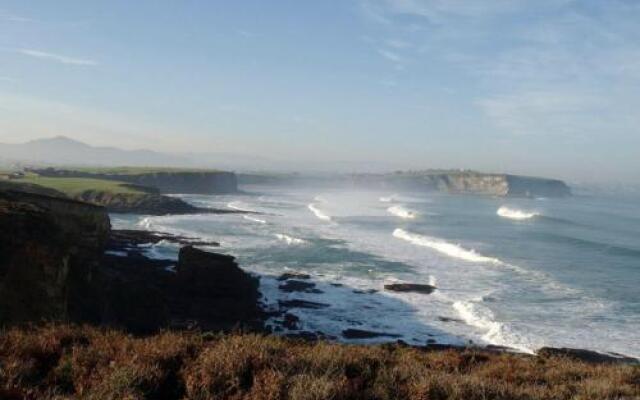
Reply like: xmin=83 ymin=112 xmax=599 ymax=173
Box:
xmin=112 ymin=184 xmax=640 ymax=357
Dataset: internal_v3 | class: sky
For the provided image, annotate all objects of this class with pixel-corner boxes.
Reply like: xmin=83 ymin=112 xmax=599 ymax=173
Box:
xmin=1 ymin=1 xmax=639 ymax=183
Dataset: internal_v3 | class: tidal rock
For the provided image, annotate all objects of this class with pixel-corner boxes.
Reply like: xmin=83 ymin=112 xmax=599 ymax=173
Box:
xmin=277 ymin=272 xmax=311 ymax=281
xmin=279 ymin=299 xmax=330 ymax=309
xmin=384 ymin=283 xmax=436 ymax=294
xmin=279 ymin=280 xmax=317 ymax=293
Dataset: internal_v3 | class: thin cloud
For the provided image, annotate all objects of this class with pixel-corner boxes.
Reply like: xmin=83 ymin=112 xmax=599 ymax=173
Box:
xmin=0 ymin=10 xmax=33 ymax=22
xmin=18 ymin=49 xmax=98 ymax=66
xmin=377 ymin=49 xmax=403 ymax=63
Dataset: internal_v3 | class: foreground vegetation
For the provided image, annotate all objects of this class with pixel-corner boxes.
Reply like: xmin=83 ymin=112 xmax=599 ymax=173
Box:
xmin=0 ymin=325 xmax=637 ymax=400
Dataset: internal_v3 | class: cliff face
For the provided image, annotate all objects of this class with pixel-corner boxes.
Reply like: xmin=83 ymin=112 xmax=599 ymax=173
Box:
xmin=74 ymin=190 xmax=201 ymax=215
xmin=347 ymin=171 xmax=571 ymax=198
xmin=118 ymin=171 xmax=238 ymax=194
xmin=0 ymin=191 xmax=110 ymax=324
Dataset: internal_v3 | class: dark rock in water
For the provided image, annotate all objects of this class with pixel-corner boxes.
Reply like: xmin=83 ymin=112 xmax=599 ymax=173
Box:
xmin=353 ymin=289 xmax=378 ymax=294
xmin=283 ymin=313 xmax=300 ymax=330
xmin=277 ymin=272 xmax=311 ymax=281
xmin=279 ymin=280 xmax=317 ymax=293
xmin=537 ymin=347 xmax=639 ymax=364
xmin=0 ymin=190 xmax=111 ymax=324
xmin=279 ymin=299 xmax=330 ymax=309
xmin=330 ymin=283 xmax=343 ymax=287
xmin=342 ymin=329 xmax=401 ymax=339
xmin=438 ymin=316 xmax=463 ymax=323
xmin=384 ymin=283 xmax=436 ymax=294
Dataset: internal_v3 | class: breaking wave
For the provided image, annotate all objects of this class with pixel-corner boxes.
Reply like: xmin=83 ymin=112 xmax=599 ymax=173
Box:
xmin=497 ymin=206 xmax=539 ymax=220
xmin=392 ymin=229 xmax=503 ymax=264
xmin=453 ymin=300 xmax=534 ymax=353
xmin=387 ymin=205 xmax=417 ymax=219
xmin=243 ymin=215 xmax=267 ymax=224
xmin=275 ymin=233 xmax=307 ymax=245
xmin=308 ymin=203 xmax=332 ymax=221
xmin=227 ymin=201 xmax=256 ymax=212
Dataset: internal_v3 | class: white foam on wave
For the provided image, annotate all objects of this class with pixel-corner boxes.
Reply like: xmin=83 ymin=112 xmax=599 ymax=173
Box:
xmin=387 ymin=205 xmax=417 ymax=219
xmin=393 ymin=228 xmax=503 ymax=264
xmin=275 ymin=233 xmax=307 ymax=245
xmin=244 ymin=215 xmax=267 ymax=224
xmin=453 ymin=300 xmax=534 ymax=353
xmin=308 ymin=203 xmax=332 ymax=221
xmin=313 ymin=196 xmax=328 ymax=203
xmin=227 ymin=201 xmax=256 ymax=212
xmin=497 ymin=206 xmax=539 ymax=220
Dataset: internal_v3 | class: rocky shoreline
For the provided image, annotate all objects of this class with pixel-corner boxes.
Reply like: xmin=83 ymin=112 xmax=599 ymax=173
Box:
xmin=0 ymin=188 xmax=636 ymax=367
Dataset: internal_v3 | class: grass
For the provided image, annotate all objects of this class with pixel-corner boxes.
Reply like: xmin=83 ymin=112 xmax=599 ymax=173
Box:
xmin=0 ymin=325 xmax=637 ymax=400
xmin=14 ymin=176 xmax=144 ymax=196
xmin=59 ymin=166 xmax=222 ymax=175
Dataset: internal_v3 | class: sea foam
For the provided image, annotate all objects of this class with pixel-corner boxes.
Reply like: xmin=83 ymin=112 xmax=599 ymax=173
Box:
xmin=227 ymin=201 xmax=256 ymax=212
xmin=393 ymin=229 xmax=503 ymax=264
xmin=275 ymin=233 xmax=307 ymax=245
xmin=453 ymin=300 xmax=534 ymax=353
xmin=387 ymin=205 xmax=417 ymax=219
xmin=308 ymin=203 xmax=332 ymax=221
xmin=497 ymin=206 xmax=539 ymax=220
xmin=244 ymin=215 xmax=267 ymax=224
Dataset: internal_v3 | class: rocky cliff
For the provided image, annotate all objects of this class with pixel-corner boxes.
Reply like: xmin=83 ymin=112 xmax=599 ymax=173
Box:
xmin=0 ymin=189 xmax=263 ymax=332
xmin=350 ymin=171 xmax=571 ymax=198
xmin=0 ymin=190 xmax=111 ymax=324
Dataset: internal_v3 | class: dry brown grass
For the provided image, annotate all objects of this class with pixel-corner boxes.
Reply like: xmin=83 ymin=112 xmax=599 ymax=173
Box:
xmin=0 ymin=324 xmax=637 ymax=400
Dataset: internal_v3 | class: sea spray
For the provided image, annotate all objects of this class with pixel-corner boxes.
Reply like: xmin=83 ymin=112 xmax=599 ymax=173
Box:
xmin=453 ymin=300 xmax=534 ymax=353
xmin=393 ymin=228 xmax=503 ymax=264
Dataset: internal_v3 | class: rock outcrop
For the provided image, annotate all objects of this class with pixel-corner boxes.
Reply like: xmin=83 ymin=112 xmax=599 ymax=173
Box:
xmin=74 ymin=190 xmax=204 ymax=215
xmin=0 ymin=190 xmax=110 ymax=324
xmin=0 ymin=190 xmax=263 ymax=333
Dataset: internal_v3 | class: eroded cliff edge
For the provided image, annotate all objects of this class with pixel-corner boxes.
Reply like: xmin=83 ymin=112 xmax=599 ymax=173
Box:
xmin=0 ymin=190 xmax=263 ymax=333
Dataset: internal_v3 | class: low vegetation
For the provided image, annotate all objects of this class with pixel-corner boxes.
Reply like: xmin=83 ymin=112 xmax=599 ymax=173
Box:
xmin=0 ymin=325 xmax=637 ymax=400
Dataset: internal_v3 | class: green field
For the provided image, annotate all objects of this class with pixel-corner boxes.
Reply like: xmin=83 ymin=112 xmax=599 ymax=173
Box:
xmin=62 ymin=166 xmax=221 ymax=175
xmin=15 ymin=176 xmax=143 ymax=196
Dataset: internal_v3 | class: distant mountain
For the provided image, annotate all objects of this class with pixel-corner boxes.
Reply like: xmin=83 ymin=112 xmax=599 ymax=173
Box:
xmin=0 ymin=136 xmax=191 ymax=167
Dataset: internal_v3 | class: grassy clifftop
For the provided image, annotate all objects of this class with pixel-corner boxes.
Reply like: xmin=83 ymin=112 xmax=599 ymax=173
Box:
xmin=15 ymin=175 xmax=147 ymax=196
xmin=0 ymin=325 xmax=637 ymax=400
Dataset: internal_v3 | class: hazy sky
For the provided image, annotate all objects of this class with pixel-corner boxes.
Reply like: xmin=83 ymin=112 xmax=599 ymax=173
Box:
xmin=1 ymin=1 xmax=639 ymax=182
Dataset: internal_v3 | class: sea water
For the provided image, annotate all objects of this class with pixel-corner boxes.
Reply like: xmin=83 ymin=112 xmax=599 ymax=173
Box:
xmin=111 ymin=184 xmax=640 ymax=357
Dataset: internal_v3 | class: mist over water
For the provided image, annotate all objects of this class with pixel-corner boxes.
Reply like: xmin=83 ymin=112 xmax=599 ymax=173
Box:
xmin=112 ymin=185 xmax=640 ymax=357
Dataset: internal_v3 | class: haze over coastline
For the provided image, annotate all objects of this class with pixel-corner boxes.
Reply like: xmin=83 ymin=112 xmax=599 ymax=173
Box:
xmin=1 ymin=1 xmax=640 ymax=184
